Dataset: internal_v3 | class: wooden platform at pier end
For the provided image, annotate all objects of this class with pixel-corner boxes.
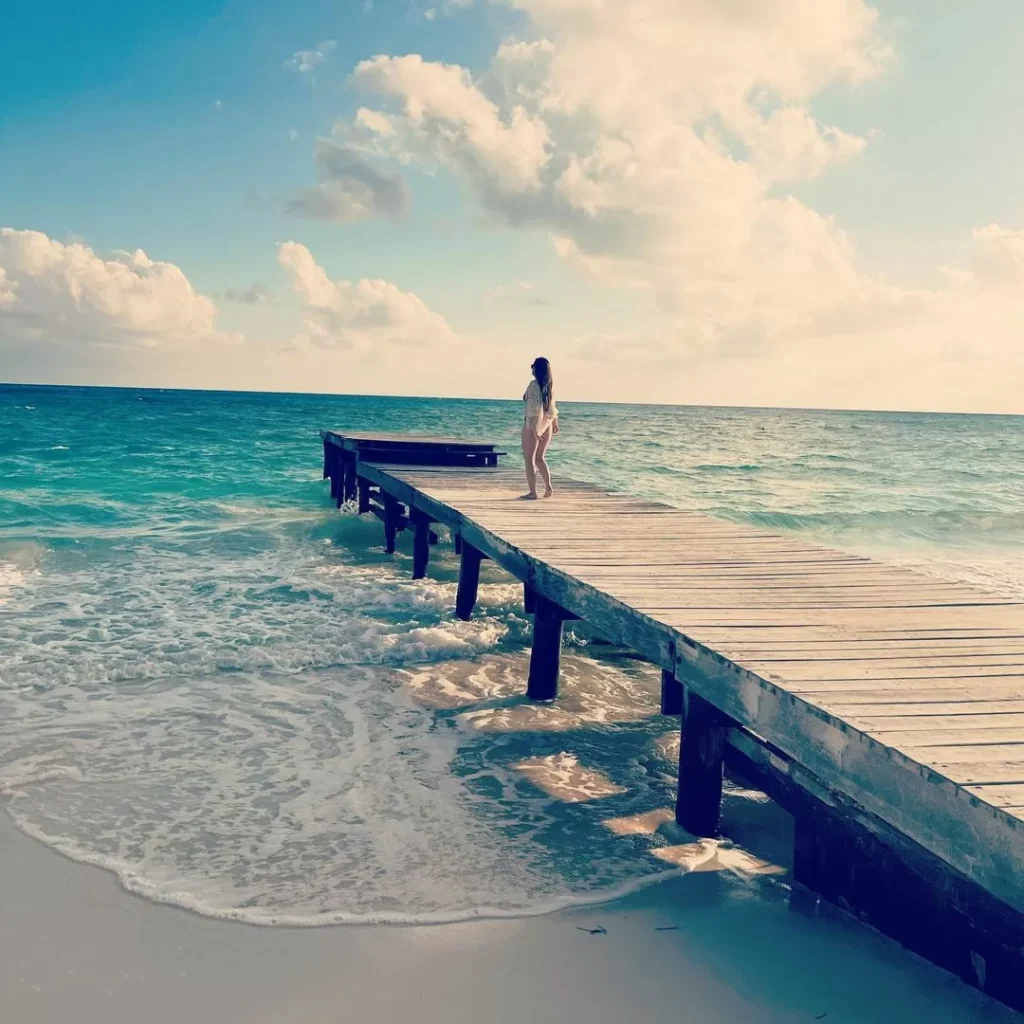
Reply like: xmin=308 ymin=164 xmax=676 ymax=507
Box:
xmin=319 ymin=433 xmax=1024 ymax=1010
xmin=322 ymin=429 xmax=502 ymax=467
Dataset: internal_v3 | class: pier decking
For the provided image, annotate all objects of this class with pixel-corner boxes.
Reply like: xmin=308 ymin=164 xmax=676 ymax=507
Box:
xmin=320 ymin=430 xmax=1024 ymax=1010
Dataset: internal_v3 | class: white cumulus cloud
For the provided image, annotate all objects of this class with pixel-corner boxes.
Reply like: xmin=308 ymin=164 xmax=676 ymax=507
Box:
xmin=352 ymin=54 xmax=551 ymax=195
xmin=0 ymin=228 xmax=227 ymax=349
xmin=278 ymin=241 xmax=454 ymax=351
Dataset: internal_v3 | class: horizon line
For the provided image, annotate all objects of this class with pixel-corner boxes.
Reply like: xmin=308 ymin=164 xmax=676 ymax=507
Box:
xmin=2 ymin=379 xmax=1022 ymax=420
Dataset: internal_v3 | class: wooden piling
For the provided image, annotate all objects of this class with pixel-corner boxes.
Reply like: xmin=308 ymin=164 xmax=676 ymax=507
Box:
xmin=527 ymin=596 xmax=566 ymax=701
xmin=675 ymin=692 xmax=730 ymax=837
xmin=660 ymin=668 xmax=684 ymax=716
xmin=336 ymin=457 xmax=348 ymax=508
xmin=326 ymin=443 xmax=340 ymax=500
xmin=357 ymin=479 xmax=370 ymax=515
xmin=344 ymin=454 xmax=357 ymax=503
xmin=455 ymin=543 xmax=483 ymax=620
xmin=383 ymin=494 xmax=399 ymax=554
xmin=412 ymin=511 xmax=431 ymax=580
xmin=454 ymin=534 xmax=463 ymax=555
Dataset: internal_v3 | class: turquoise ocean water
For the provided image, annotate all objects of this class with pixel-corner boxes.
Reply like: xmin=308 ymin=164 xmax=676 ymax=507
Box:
xmin=1 ymin=383 xmax=1022 ymax=925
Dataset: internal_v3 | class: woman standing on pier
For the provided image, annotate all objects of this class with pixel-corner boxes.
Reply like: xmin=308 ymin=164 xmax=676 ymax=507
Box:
xmin=522 ymin=357 xmax=558 ymax=499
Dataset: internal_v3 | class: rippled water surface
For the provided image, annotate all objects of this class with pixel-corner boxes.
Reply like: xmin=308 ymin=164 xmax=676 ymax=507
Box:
xmin=1 ymin=384 xmax=1022 ymax=923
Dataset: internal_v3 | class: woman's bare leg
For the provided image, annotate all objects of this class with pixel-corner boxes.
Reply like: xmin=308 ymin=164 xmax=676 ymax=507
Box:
xmin=521 ymin=426 xmax=539 ymax=498
xmin=535 ymin=428 xmax=553 ymax=497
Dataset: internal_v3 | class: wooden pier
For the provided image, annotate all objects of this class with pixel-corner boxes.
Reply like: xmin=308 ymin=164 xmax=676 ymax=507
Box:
xmin=320 ymin=429 xmax=1024 ymax=1011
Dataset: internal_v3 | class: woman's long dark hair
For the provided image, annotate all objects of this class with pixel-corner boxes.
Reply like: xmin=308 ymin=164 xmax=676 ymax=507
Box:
xmin=532 ymin=357 xmax=553 ymax=412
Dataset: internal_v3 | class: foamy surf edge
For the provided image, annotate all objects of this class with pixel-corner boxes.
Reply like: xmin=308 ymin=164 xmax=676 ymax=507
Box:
xmin=2 ymin=804 xmax=711 ymax=928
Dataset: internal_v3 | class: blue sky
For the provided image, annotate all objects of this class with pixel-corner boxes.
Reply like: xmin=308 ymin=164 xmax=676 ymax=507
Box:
xmin=1 ymin=0 xmax=1023 ymax=411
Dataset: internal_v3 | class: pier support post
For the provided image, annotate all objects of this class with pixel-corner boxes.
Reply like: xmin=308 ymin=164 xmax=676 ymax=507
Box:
xmin=456 ymin=543 xmax=483 ymax=620
xmin=660 ymin=668 xmax=684 ymax=716
xmin=383 ymin=494 xmax=399 ymax=554
xmin=412 ymin=511 xmax=431 ymax=580
xmin=675 ymin=692 xmax=729 ymax=837
xmin=357 ymin=479 xmax=370 ymax=515
xmin=524 ymin=584 xmax=537 ymax=615
xmin=454 ymin=534 xmax=463 ymax=555
xmin=327 ymin=444 xmax=341 ymax=500
xmin=344 ymin=455 xmax=357 ymax=503
xmin=336 ymin=457 xmax=348 ymax=508
xmin=527 ymin=596 xmax=568 ymax=701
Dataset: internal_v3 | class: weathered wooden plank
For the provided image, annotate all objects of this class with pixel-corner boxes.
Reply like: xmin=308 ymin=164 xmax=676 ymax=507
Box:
xmin=899 ymin=744 xmax=1024 ymax=765
xmin=575 ymin=572 xmax=970 ymax=586
xmin=692 ymin=627 xmax=1024 ymax=645
xmin=872 ymin=727 xmax=1024 ymax=747
xmin=599 ymin=589 xmax=992 ymax=608
xmin=497 ymin=531 xmax=844 ymax=545
xmin=963 ymin=784 xmax=1024 ymax=807
xmin=660 ymin=606 xmax=1024 ymax=626
xmin=520 ymin=537 xmax=853 ymax=549
xmin=930 ymin=763 xmax=1024 ymax=784
xmin=787 ymin=676 xmax=1024 ymax=694
xmin=733 ymin=646 xmax=1024 ymax=661
xmin=633 ymin=601 xmax=996 ymax=614
xmin=569 ymin=564 xmax=970 ymax=581
xmin=460 ymin=507 xmax=686 ymax=515
xmin=826 ymin=700 xmax=1024 ymax=717
xmin=552 ymin=556 xmax=871 ymax=566
xmin=848 ymin=713 xmax=1024 ymax=732
xmin=466 ymin=517 xmax=791 ymax=531
xmin=746 ymin=662 xmax=1024 ymax=683
xmin=568 ymin=578 xmax=974 ymax=593
xmin=572 ymin=569 xmax=973 ymax=586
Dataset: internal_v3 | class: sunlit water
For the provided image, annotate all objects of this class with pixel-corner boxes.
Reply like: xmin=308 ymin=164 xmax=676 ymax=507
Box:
xmin=1 ymin=384 xmax=1022 ymax=925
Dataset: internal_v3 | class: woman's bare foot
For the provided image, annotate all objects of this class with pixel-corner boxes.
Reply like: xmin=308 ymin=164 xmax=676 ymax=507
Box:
xmin=543 ymin=488 xmax=553 ymax=498
xmin=519 ymin=492 xmax=539 ymax=500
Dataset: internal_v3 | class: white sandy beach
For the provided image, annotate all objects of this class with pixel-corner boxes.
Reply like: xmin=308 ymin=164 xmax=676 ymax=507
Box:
xmin=1 ymin=812 xmax=1015 ymax=1024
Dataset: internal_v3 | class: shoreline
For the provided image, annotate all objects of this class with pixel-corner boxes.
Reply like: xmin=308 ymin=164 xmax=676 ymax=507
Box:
xmin=1 ymin=810 xmax=1015 ymax=1024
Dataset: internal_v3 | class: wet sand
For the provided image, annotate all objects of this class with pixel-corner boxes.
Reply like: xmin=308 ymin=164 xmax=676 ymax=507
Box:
xmin=1 ymin=813 xmax=1014 ymax=1024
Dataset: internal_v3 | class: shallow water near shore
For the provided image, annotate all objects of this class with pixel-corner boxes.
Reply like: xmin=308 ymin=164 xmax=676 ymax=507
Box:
xmin=1 ymin=383 xmax=1022 ymax=928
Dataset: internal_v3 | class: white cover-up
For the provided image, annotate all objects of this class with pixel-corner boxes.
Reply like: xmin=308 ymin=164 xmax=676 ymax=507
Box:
xmin=523 ymin=379 xmax=558 ymax=435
